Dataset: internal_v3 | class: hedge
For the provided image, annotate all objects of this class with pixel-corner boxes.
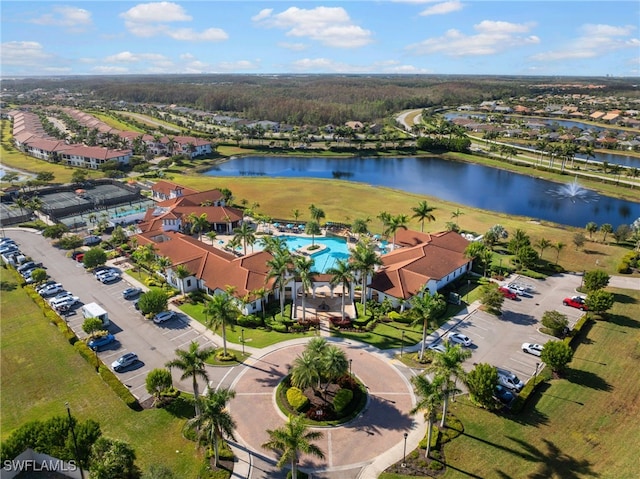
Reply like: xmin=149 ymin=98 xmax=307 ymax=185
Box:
xmin=286 ymin=387 xmax=309 ymax=411
xmin=98 ymin=365 xmax=142 ymax=411
xmin=333 ymin=388 xmax=353 ymax=414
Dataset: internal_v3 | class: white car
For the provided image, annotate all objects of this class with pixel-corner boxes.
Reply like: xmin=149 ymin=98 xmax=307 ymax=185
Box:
xmin=522 ymin=342 xmax=544 ymax=357
xmin=448 ymin=332 xmax=472 ymax=347
xmin=427 ymin=343 xmax=446 ymax=354
xmin=507 ymin=283 xmax=527 ymax=296
xmin=98 ymin=272 xmax=120 ymax=283
xmin=153 ymin=311 xmax=176 ymax=324
xmin=50 ymin=295 xmax=79 ymax=309
xmin=39 ymin=283 xmax=64 ymax=296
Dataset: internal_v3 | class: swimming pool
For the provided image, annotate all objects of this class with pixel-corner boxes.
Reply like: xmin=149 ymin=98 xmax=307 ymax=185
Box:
xmin=257 ymin=235 xmax=351 ymax=273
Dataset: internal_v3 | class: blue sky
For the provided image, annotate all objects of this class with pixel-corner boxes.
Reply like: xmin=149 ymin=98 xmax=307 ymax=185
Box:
xmin=1 ymin=1 xmax=639 ymax=77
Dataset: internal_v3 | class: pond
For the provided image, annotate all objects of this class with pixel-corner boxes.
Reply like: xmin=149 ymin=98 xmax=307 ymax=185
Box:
xmin=204 ymin=156 xmax=640 ymax=228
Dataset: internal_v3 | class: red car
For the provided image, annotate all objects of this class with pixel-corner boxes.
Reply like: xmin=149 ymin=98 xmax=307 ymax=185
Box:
xmin=499 ymin=286 xmax=518 ymax=300
xmin=563 ymin=296 xmax=588 ymax=310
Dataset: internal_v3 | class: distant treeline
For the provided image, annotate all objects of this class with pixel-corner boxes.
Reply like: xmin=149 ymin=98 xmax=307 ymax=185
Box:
xmin=6 ymin=74 xmax=639 ymax=126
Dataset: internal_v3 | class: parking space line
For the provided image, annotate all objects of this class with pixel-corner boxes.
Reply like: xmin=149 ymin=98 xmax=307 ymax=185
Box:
xmin=125 ymin=371 xmax=148 ymax=383
xmin=170 ymin=329 xmax=196 ymax=341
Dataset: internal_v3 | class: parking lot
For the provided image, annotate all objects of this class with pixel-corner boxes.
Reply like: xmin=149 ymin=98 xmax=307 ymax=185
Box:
xmin=445 ymin=273 xmax=585 ymax=381
xmin=6 ymin=229 xmax=218 ymax=402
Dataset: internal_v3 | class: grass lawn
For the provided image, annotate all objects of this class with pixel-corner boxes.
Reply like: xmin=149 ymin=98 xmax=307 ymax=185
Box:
xmin=88 ymin=111 xmax=145 ymax=133
xmin=0 ymin=269 xmax=203 ymax=476
xmin=381 ymin=287 xmax=640 ymax=479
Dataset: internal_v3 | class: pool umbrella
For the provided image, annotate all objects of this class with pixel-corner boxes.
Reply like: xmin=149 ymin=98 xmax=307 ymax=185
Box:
xmin=75 ymin=189 xmax=86 ymax=194
xmin=287 ymin=224 xmax=294 ymax=229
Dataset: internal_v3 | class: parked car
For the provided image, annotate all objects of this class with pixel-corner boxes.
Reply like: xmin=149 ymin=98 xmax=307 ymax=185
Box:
xmin=563 ymin=296 xmax=588 ymax=310
xmin=98 ymin=271 xmax=120 ymax=283
xmin=112 ymin=352 xmax=138 ymax=371
xmin=122 ymin=287 xmax=142 ymax=299
xmin=0 ymin=237 xmax=15 ymax=245
xmin=88 ymin=333 xmax=115 ymax=351
xmin=447 ymin=332 xmax=472 ymax=347
xmin=83 ymin=235 xmax=102 ymax=246
xmin=36 ymin=280 xmax=57 ymax=293
xmin=17 ymin=261 xmax=41 ymax=273
xmin=498 ymin=287 xmax=518 ymax=300
xmin=494 ymin=384 xmax=515 ymax=406
xmin=0 ymin=245 xmax=19 ymax=255
xmin=95 ymin=268 xmax=119 ymax=280
xmin=427 ymin=342 xmax=447 ymax=354
xmin=39 ymin=283 xmax=64 ymax=296
xmin=507 ymin=283 xmax=527 ymax=296
xmin=522 ymin=342 xmax=544 ymax=356
xmin=497 ymin=368 xmax=525 ymax=392
xmin=51 ymin=295 xmax=79 ymax=310
xmin=153 ymin=311 xmax=176 ymax=324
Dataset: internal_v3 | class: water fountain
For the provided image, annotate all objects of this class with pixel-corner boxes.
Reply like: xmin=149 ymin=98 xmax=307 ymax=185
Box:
xmin=551 ymin=176 xmax=597 ymax=203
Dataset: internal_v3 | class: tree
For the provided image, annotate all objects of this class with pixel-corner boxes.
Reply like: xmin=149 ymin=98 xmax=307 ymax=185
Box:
xmin=451 ymin=208 xmax=464 ymax=228
xmin=262 ymin=414 xmax=325 ymax=479
xmin=308 ymin=204 xmax=325 ymax=223
xmin=137 ymin=289 xmax=168 ymax=316
xmin=613 ymin=224 xmax=631 ymax=244
xmin=540 ymin=341 xmax=573 ymax=376
xmin=82 ymin=317 xmax=105 ymax=337
xmin=464 ymin=363 xmax=499 ymax=409
xmin=111 ymin=226 xmax=128 ymax=245
xmin=327 ymin=259 xmax=354 ymax=321
xmin=585 ymin=289 xmax=615 ymax=317
xmin=508 ymin=228 xmax=530 ymax=257
xmin=89 ymin=437 xmax=138 ymax=479
xmin=351 ymin=217 xmax=370 ymax=239
xmin=233 ymin=222 xmax=256 ymax=255
xmin=480 ymin=283 xmax=504 ymax=315
xmin=267 ymin=247 xmax=292 ymax=318
xmin=541 ymin=310 xmax=569 ymax=337
xmin=553 ymin=241 xmax=565 ymax=265
xmin=205 ymin=231 xmax=218 ymax=245
xmin=172 ymin=265 xmax=191 ymax=297
xmin=83 ymin=247 xmax=107 ymax=269
xmin=425 ymin=343 xmax=471 ymax=427
xmin=573 ymin=232 xmax=586 ymax=250
xmin=304 ymin=220 xmax=321 ymax=247
xmin=410 ymin=288 xmax=446 ymax=361
xmin=515 ymin=245 xmax=539 ymax=269
xmin=29 ymin=267 xmax=47 ymax=284
xmin=165 ymin=341 xmax=216 ymax=417
xmin=583 ymin=270 xmax=610 ymax=292
xmin=600 ymin=223 xmax=613 ymax=243
xmin=585 ymin=222 xmax=598 ymax=240
xmin=145 ymin=368 xmax=173 ymax=406
xmin=535 ymin=238 xmax=552 ymax=259
xmin=411 ymin=200 xmax=436 ymax=233
xmin=385 ymin=214 xmax=409 ymax=250
xmin=410 ymin=374 xmax=444 ymax=458
xmin=187 ymin=212 xmax=209 ymax=241
xmin=42 ymin=224 xmax=69 ymax=239
xmin=203 ymin=292 xmax=238 ymax=357
xmin=293 ymin=255 xmax=315 ymax=322
xmin=351 ymin=238 xmax=382 ymax=316
xmin=291 ymin=350 xmax=321 ymax=391
xmin=186 ymin=388 xmax=237 ymax=467
xmin=71 ymin=169 xmax=88 ymax=184
xmin=36 ymin=171 xmax=55 ymax=183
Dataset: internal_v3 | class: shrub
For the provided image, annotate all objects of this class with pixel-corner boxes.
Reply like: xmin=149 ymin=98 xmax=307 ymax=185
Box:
xmin=236 ymin=314 xmax=262 ymax=328
xmin=286 ymin=386 xmax=309 ymax=411
xmin=271 ymin=322 xmax=288 ymax=333
xmin=74 ymin=341 xmax=99 ymax=370
xmin=333 ymin=388 xmax=353 ymax=413
xmin=98 ymin=366 xmax=142 ymax=411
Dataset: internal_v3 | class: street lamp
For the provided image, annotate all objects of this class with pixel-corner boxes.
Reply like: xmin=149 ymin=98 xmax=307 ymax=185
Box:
xmin=241 ymin=328 xmax=245 ymax=355
xmin=534 ymin=362 xmax=540 ymax=386
xmin=466 ymin=279 xmax=471 ymax=302
xmin=349 ymin=359 xmax=353 ymax=377
xmin=400 ymin=331 xmax=405 ymax=357
xmin=402 ymin=432 xmax=408 ymax=467
xmin=65 ymin=403 xmax=85 ymax=479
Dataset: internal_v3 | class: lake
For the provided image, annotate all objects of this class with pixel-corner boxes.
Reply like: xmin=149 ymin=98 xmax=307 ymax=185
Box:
xmin=204 ymin=156 xmax=640 ymax=228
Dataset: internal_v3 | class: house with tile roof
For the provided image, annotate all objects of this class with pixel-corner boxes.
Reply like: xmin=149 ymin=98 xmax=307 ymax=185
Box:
xmin=368 ymin=229 xmax=471 ymax=309
xmin=135 ymin=230 xmax=275 ymax=314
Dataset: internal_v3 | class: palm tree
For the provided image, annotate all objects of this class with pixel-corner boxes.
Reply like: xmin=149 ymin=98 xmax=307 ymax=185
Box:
xmin=410 ymin=374 xmax=444 ymax=458
xmin=262 ymin=414 xmax=325 ymax=479
xmin=204 ymin=291 xmax=238 ymax=357
xmin=186 ymin=388 xmax=237 ymax=467
xmin=308 ymin=204 xmax=325 ymax=224
xmin=205 ymin=231 xmax=218 ymax=245
xmin=267 ymin=250 xmax=292 ymax=318
xmin=410 ymin=288 xmax=446 ymax=361
xmin=350 ymin=238 xmax=382 ymax=316
xmin=553 ymin=241 xmax=566 ymax=265
xmin=479 ymin=248 xmax=494 ymax=278
xmin=294 ymin=255 xmax=315 ymax=323
xmin=321 ymin=345 xmax=349 ymax=391
xmin=165 ymin=341 xmax=215 ymax=416
xmin=585 ymin=222 xmax=598 ymax=240
xmin=535 ymin=238 xmax=552 ymax=259
xmin=173 ymin=264 xmax=191 ymax=296
xmin=188 ymin=213 xmax=209 ymax=241
xmin=351 ymin=217 xmax=370 ymax=240
xmin=386 ymin=214 xmax=409 ymax=250
xmin=291 ymin=350 xmax=320 ymax=391
xmin=600 ymin=223 xmax=613 ymax=243
xmin=411 ymin=200 xmax=436 ymax=233
xmin=425 ymin=343 xmax=471 ymax=427
xmin=451 ymin=208 xmax=464 ymax=228
xmin=326 ymin=259 xmax=354 ymax=321
xmin=233 ymin=222 xmax=256 ymax=255
xmin=292 ymin=208 xmax=301 ymax=223
xmin=305 ymin=220 xmax=321 ymax=247
xmin=155 ymin=256 xmax=172 ymax=277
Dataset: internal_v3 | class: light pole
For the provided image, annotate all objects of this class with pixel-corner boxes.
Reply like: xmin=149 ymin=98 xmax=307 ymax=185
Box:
xmin=402 ymin=432 xmax=408 ymax=467
xmin=534 ymin=362 xmax=540 ymax=386
xmin=349 ymin=359 xmax=352 ymax=377
xmin=66 ymin=402 xmax=85 ymax=479
xmin=241 ymin=328 xmax=245 ymax=355
xmin=400 ymin=330 xmax=405 ymax=357
xmin=466 ymin=279 xmax=471 ymax=303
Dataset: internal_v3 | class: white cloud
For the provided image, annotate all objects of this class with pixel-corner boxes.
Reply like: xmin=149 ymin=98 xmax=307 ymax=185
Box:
xmin=0 ymin=41 xmax=53 ymax=66
xmin=120 ymin=2 xmax=227 ymax=42
xmin=408 ymin=20 xmax=539 ymax=56
xmin=92 ymin=65 xmax=130 ymax=74
xmin=216 ymin=60 xmax=260 ymax=71
xmin=289 ymin=57 xmax=427 ymax=74
xmin=104 ymin=51 xmax=169 ymax=63
xmin=530 ymin=23 xmax=638 ymax=62
xmin=420 ymin=1 xmax=464 ymax=16
xmin=278 ymin=42 xmax=307 ymax=51
xmin=103 ymin=51 xmax=174 ymax=71
xmin=30 ymin=6 xmax=93 ymax=30
xmin=253 ymin=6 xmax=373 ymax=48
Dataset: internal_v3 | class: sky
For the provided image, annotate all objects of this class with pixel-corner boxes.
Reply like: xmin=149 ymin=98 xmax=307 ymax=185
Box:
xmin=1 ymin=1 xmax=639 ymax=77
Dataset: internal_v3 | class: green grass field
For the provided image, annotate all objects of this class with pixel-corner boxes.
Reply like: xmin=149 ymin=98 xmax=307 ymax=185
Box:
xmin=0 ymin=269 xmax=203 ymax=476
xmin=381 ymin=288 xmax=640 ymax=479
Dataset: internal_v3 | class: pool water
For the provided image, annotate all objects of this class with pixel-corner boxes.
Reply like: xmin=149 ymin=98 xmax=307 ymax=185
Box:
xmin=257 ymin=235 xmax=350 ymax=273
